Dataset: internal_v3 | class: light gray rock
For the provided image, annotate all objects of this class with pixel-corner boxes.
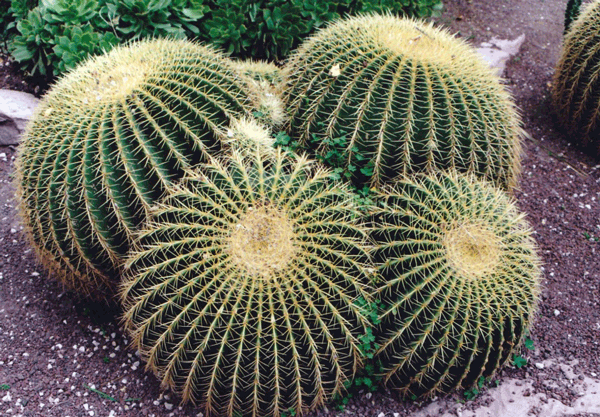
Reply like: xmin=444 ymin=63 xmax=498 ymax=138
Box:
xmin=477 ymin=34 xmax=526 ymax=76
xmin=0 ymin=89 xmax=40 ymax=145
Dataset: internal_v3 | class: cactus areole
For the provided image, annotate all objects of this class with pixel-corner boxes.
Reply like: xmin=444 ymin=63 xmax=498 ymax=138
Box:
xmin=283 ymin=14 xmax=523 ymax=190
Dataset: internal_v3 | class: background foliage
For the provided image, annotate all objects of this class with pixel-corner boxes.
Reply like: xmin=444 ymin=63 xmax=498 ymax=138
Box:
xmin=4 ymin=0 xmax=443 ymax=79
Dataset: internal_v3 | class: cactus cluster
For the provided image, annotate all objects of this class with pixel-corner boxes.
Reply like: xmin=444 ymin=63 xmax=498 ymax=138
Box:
xmin=283 ymin=14 xmax=523 ymax=190
xmin=371 ymin=172 xmax=541 ymax=398
xmin=15 ymin=13 xmax=543 ymax=417
xmin=16 ymin=38 xmax=257 ymax=296
xmin=553 ymin=0 xmax=600 ymax=152
xmin=121 ymin=149 xmax=372 ymax=417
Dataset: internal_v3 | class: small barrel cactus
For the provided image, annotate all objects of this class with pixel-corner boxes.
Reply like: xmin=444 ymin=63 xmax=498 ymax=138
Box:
xmin=553 ymin=0 xmax=600 ymax=152
xmin=233 ymin=59 xmax=283 ymax=85
xmin=233 ymin=59 xmax=286 ymax=128
xmin=372 ymin=172 xmax=541 ymax=398
xmin=121 ymin=149 xmax=372 ymax=417
xmin=283 ymin=14 xmax=522 ymax=190
xmin=16 ymin=38 xmax=257 ymax=297
xmin=224 ymin=117 xmax=276 ymax=157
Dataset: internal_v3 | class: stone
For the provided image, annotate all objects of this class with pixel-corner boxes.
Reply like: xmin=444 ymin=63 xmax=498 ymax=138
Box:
xmin=476 ymin=34 xmax=526 ymax=76
xmin=0 ymin=89 xmax=40 ymax=145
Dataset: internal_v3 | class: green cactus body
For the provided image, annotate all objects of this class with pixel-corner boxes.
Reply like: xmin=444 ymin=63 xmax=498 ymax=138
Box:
xmin=283 ymin=14 xmax=522 ymax=190
xmin=121 ymin=150 xmax=372 ymax=417
xmin=564 ymin=0 xmax=583 ymax=33
xmin=16 ymin=38 xmax=256 ymax=297
xmin=372 ymin=172 xmax=540 ymax=398
xmin=553 ymin=0 xmax=600 ymax=152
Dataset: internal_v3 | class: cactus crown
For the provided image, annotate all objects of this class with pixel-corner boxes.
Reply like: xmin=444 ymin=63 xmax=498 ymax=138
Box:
xmin=16 ymin=38 xmax=257 ymax=297
xmin=283 ymin=14 xmax=522 ymax=191
xmin=372 ymin=171 xmax=541 ymax=398
xmin=121 ymin=149 xmax=372 ymax=417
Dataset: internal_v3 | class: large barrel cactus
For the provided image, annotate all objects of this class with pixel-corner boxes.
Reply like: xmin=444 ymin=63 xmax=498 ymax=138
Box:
xmin=16 ymin=38 xmax=257 ymax=297
xmin=121 ymin=149 xmax=372 ymax=417
xmin=553 ymin=0 xmax=600 ymax=152
xmin=283 ymin=14 xmax=522 ymax=190
xmin=372 ymin=172 xmax=540 ymax=398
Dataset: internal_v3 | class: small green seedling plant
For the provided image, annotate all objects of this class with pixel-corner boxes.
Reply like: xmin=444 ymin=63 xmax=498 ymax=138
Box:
xmin=0 ymin=384 xmax=10 ymax=390
xmin=463 ymin=376 xmax=486 ymax=400
xmin=331 ymin=297 xmax=384 ymax=411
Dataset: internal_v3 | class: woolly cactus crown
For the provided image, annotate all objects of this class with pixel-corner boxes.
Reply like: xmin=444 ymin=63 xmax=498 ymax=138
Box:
xmin=121 ymin=149 xmax=372 ymax=417
xmin=16 ymin=38 xmax=257 ymax=297
xmin=372 ymin=171 xmax=541 ymax=398
xmin=283 ymin=14 xmax=523 ymax=190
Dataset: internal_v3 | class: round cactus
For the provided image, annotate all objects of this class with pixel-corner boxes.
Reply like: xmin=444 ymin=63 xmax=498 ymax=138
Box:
xmin=283 ymin=14 xmax=523 ymax=190
xmin=553 ymin=0 xmax=600 ymax=152
xmin=233 ymin=59 xmax=283 ymax=85
xmin=224 ymin=117 xmax=276 ymax=157
xmin=15 ymin=38 xmax=257 ymax=297
xmin=372 ymin=172 xmax=540 ymax=398
xmin=233 ymin=59 xmax=286 ymax=128
xmin=121 ymin=149 xmax=372 ymax=417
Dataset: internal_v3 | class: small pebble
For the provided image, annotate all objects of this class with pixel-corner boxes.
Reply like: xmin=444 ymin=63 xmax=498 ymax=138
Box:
xmin=535 ymin=362 xmax=545 ymax=369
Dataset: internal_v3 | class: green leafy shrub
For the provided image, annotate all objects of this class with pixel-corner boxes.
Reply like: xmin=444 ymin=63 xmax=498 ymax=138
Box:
xmin=372 ymin=171 xmax=541 ymax=399
xmin=283 ymin=14 xmax=523 ymax=191
xmin=10 ymin=0 xmax=116 ymax=77
xmin=16 ymin=39 xmax=257 ymax=297
xmin=553 ymin=0 xmax=600 ymax=153
xmin=0 ymin=0 xmax=37 ymax=45
xmin=121 ymin=149 xmax=372 ymax=417
xmin=8 ymin=0 xmax=443 ymax=79
xmin=97 ymin=0 xmax=207 ymax=40
xmin=199 ymin=0 xmax=443 ymax=61
xmin=9 ymin=0 xmax=207 ymax=78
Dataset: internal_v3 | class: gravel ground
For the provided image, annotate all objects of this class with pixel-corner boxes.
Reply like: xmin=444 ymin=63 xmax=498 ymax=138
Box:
xmin=1 ymin=1 xmax=600 ymax=416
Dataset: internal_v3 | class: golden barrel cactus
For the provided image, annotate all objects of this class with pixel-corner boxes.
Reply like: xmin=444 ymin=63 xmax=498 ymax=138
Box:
xmin=372 ymin=172 xmax=541 ymax=398
xmin=121 ymin=149 xmax=372 ymax=417
xmin=553 ymin=0 xmax=600 ymax=152
xmin=16 ymin=38 xmax=257 ymax=297
xmin=283 ymin=14 xmax=523 ymax=190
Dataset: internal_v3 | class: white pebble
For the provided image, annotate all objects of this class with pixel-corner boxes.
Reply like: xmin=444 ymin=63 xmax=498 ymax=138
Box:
xmin=2 ymin=392 xmax=12 ymax=402
xmin=535 ymin=362 xmax=545 ymax=369
xmin=165 ymin=402 xmax=173 ymax=411
xmin=554 ymin=309 xmax=560 ymax=316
